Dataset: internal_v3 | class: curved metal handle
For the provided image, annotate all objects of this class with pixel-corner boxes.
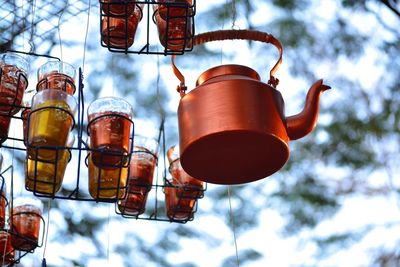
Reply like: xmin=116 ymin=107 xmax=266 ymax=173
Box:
xmin=172 ymin=29 xmax=283 ymax=97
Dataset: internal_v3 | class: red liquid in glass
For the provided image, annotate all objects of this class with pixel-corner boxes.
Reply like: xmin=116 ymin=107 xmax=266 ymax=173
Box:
xmin=118 ymin=149 xmax=156 ymax=215
xmin=0 ymin=64 xmax=28 ymax=114
xmin=0 ymin=193 xmax=6 ymax=229
xmin=155 ymin=7 xmax=192 ymax=51
xmin=101 ymin=0 xmax=135 ymax=15
xmin=0 ymin=115 xmax=11 ymax=143
xmin=0 ymin=231 xmax=14 ymax=265
xmin=21 ymin=107 xmax=30 ymax=145
xmin=88 ymin=111 xmax=131 ymax=169
xmin=11 ymin=205 xmax=41 ymax=251
xmin=157 ymin=0 xmax=192 ymax=19
xmin=37 ymin=72 xmax=75 ymax=95
xmin=102 ymin=11 xmax=141 ymax=49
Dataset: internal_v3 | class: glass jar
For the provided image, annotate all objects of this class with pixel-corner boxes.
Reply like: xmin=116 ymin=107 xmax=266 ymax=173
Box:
xmin=11 ymin=198 xmax=42 ymax=252
xmin=25 ymin=135 xmax=74 ymax=195
xmin=101 ymin=4 xmax=143 ymax=49
xmin=154 ymin=1 xmax=193 ymax=51
xmin=118 ymin=136 xmax=158 ymax=216
xmin=87 ymin=97 xmax=133 ymax=169
xmin=0 ymin=52 xmax=29 ymax=115
xmin=27 ymin=89 xmax=77 ymax=161
xmin=37 ymin=61 xmax=76 ymax=95
xmin=165 ymin=145 xmax=204 ymax=221
xmin=0 ymin=231 xmax=14 ymax=265
xmin=88 ymin=152 xmax=128 ymax=199
xmin=101 ymin=0 xmax=136 ymax=16
xmin=21 ymin=89 xmax=35 ymax=145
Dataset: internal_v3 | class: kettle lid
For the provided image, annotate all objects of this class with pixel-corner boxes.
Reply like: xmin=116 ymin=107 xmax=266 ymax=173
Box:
xmin=196 ymin=64 xmax=261 ymax=86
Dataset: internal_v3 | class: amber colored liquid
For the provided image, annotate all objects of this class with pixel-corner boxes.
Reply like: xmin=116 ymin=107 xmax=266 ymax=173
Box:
xmin=155 ymin=8 xmax=192 ymax=51
xmin=101 ymin=13 xmax=140 ymax=49
xmin=27 ymin=99 xmax=73 ymax=161
xmin=88 ymin=111 xmax=131 ymax=169
xmin=101 ymin=0 xmax=135 ymax=15
xmin=157 ymin=0 xmax=192 ymax=19
xmin=25 ymin=148 xmax=69 ymax=194
xmin=0 ymin=232 xmax=14 ymax=265
xmin=11 ymin=205 xmax=41 ymax=251
xmin=0 ymin=193 xmax=6 ymax=228
xmin=88 ymin=154 xmax=128 ymax=199
xmin=118 ymin=149 xmax=156 ymax=215
xmin=0 ymin=64 xmax=28 ymax=115
xmin=37 ymin=72 xmax=75 ymax=95
xmin=0 ymin=114 xmax=11 ymax=142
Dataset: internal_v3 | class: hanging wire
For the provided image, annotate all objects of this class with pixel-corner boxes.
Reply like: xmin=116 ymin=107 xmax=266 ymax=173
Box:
xmin=57 ymin=0 xmax=69 ymax=61
xmin=107 ymin=204 xmax=111 ymax=263
xmin=42 ymin=199 xmax=52 ymax=262
xmin=29 ymin=0 xmax=37 ymax=52
xmin=227 ymin=186 xmax=240 ymax=266
xmin=82 ymin=0 xmax=92 ymax=73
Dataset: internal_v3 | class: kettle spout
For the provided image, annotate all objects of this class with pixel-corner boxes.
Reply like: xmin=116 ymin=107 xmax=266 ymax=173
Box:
xmin=286 ymin=79 xmax=331 ymax=140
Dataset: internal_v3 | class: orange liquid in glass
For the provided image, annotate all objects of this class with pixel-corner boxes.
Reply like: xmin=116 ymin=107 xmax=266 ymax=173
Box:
xmin=37 ymin=72 xmax=75 ymax=95
xmin=11 ymin=205 xmax=41 ymax=251
xmin=0 ymin=64 xmax=28 ymax=114
xmin=0 ymin=115 xmax=11 ymax=142
xmin=27 ymin=99 xmax=73 ymax=161
xmin=157 ymin=0 xmax=192 ymax=19
xmin=0 ymin=231 xmax=14 ymax=265
xmin=88 ymin=154 xmax=128 ymax=199
xmin=165 ymin=181 xmax=197 ymax=221
xmin=169 ymin=160 xmax=204 ymax=199
xmin=25 ymin=149 xmax=69 ymax=194
xmin=101 ymin=12 xmax=140 ymax=49
xmin=155 ymin=8 xmax=192 ymax=51
xmin=118 ymin=149 xmax=156 ymax=215
xmin=101 ymin=0 xmax=135 ymax=15
xmin=0 ymin=193 xmax=6 ymax=228
xmin=88 ymin=111 xmax=131 ymax=169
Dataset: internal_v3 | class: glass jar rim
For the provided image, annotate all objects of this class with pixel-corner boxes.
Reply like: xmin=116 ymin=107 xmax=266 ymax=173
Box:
xmin=87 ymin=96 xmax=133 ymax=119
xmin=32 ymin=88 xmax=78 ymax=114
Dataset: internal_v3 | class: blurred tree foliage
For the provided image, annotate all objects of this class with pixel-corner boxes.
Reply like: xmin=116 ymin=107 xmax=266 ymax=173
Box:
xmin=1 ymin=0 xmax=399 ymax=266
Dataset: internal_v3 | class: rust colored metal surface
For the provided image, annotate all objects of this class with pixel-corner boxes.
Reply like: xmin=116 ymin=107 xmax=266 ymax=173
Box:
xmin=178 ymin=65 xmax=289 ymax=184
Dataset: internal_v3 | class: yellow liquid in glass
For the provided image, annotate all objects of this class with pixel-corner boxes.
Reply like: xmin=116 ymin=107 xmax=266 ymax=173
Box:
xmin=88 ymin=155 xmax=127 ymax=199
xmin=25 ymin=149 xmax=69 ymax=194
xmin=28 ymin=99 xmax=73 ymax=161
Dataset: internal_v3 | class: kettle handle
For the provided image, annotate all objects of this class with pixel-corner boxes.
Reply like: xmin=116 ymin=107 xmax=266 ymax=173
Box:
xmin=172 ymin=29 xmax=283 ymax=97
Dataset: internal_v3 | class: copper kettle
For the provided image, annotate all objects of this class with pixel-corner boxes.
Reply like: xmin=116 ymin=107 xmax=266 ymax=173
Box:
xmin=172 ymin=30 xmax=331 ymax=185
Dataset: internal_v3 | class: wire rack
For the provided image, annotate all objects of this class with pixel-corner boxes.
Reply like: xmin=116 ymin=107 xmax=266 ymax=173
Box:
xmin=0 ymin=0 xmax=91 ymax=53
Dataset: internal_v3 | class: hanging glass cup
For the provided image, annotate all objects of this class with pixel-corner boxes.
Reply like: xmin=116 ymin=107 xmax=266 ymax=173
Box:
xmin=118 ymin=136 xmax=158 ymax=216
xmin=100 ymin=0 xmax=136 ymax=16
xmin=101 ymin=4 xmax=143 ymax=49
xmin=11 ymin=198 xmax=42 ymax=252
xmin=27 ymin=89 xmax=77 ymax=162
xmin=0 ymin=52 xmax=29 ymax=115
xmin=0 ymin=231 xmax=14 ymax=265
xmin=37 ymin=61 xmax=76 ymax=95
xmin=165 ymin=145 xmax=204 ymax=221
xmin=87 ymin=97 xmax=133 ymax=169
xmin=153 ymin=1 xmax=193 ymax=51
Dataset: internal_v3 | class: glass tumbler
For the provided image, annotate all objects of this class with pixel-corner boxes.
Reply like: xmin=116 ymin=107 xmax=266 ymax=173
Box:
xmin=25 ymin=135 xmax=74 ymax=195
xmin=21 ymin=89 xmax=35 ymax=145
xmin=165 ymin=145 xmax=204 ymax=221
xmin=11 ymin=198 xmax=42 ymax=252
xmin=37 ymin=61 xmax=76 ymax=95
xmin=118 ymin=136 xmax=158 ymax=216
xmin=0 ymin=52 xmax=29 ymax=115
xmin=27 ymin=89 xmax=77 ymax=161
xmin=87 ymin=97 xmax=133 ymax=169
xmin=101 ymin=0 xmax=136 ymax=16
xmin=101 ymin=4 xmax=143 ymax=49
xmin=154 ymin=1 xmax=193 ymax=51
xmin=0 ymin=231 xmax=14 ymax=265
xmin=88 ymin=152 xmax=128 ymax=199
